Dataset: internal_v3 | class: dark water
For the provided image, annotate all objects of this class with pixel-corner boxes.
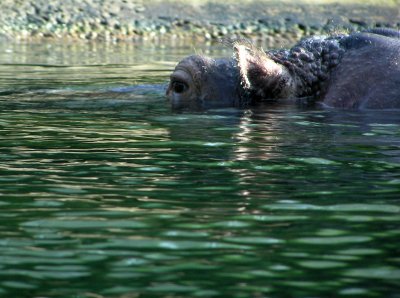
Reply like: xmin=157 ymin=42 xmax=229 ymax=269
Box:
xmin=0 ymin=41 xmax=399 ymax=298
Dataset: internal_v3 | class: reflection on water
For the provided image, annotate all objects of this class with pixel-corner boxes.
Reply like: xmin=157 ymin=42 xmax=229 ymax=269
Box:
xmin=0 ymin=42 xmax=399 ymax=297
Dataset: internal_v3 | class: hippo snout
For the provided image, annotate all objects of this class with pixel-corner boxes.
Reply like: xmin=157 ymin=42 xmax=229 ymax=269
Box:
xmin=167 ymin=55 xmax=241 ymax=110
xmin=166 ymin=64 xmax=198 ymax=110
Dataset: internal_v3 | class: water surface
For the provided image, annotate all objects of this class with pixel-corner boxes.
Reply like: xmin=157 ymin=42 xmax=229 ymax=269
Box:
xmin=0 ymin=41 xmax=399 ymax=298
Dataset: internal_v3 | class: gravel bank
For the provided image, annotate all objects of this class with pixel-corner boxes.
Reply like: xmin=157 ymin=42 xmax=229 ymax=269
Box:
xmin=1 ymin=0 xmax=399 ymax=45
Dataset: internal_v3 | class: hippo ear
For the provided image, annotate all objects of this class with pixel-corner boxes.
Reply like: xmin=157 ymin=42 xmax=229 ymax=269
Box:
xmin=233 ymin=41 xmax=295 ymax=99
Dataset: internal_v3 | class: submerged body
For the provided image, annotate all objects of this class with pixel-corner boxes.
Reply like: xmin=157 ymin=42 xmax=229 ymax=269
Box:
xmin=166 ymin=29 xmax=400 ymax=110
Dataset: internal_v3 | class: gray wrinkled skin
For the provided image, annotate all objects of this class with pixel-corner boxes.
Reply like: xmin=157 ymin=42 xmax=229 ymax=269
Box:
xmin=166 ymin=29 xmax=400 ymax=110
xmin=166 ymin=55 xmax=243 ymax=110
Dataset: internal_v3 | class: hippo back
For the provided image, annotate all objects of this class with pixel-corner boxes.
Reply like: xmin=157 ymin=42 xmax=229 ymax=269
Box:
xmin=363 ymin=28 xmax=400 ymax=39
xmin=322 ymin=31 xmax=400 ymax=109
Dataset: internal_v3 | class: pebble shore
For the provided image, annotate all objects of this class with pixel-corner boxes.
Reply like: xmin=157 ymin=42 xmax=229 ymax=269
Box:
xmin=1 ymin=0 xmax=399 ymax=45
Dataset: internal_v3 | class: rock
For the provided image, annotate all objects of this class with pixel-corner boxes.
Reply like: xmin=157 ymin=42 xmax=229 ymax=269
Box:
xmin=0 ymin=0 xmax=398 ymax=42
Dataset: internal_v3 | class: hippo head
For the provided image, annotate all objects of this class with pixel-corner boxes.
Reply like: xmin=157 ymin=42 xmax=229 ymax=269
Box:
xmin=166 ymin=54 xmax=243 ymax=110
xmin=166 ymin=42 xmax=297 ymax=110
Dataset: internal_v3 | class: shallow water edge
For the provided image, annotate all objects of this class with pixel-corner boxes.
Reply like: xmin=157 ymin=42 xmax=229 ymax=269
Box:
xmin=0 ymin=0 xmax=399 ymax=44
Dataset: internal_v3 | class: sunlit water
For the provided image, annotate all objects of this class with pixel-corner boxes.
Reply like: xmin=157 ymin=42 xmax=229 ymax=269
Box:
xmin=0 ymin=41 xmax=399 ymax=298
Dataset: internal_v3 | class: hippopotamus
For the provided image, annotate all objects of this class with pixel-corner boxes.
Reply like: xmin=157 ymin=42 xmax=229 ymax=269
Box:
xmin=166 ymin=28 xmax=400 ymax=110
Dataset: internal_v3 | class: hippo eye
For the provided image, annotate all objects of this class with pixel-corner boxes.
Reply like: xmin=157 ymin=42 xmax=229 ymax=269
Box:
xmin=172 ymin=81 xmax=188 ymax=94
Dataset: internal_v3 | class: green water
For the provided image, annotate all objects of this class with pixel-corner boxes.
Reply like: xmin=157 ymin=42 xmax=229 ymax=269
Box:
xmin=0 ymin=42 xmax=399 ymax=298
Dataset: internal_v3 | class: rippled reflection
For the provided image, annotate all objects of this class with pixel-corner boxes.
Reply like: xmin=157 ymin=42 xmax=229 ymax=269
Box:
xmin=0 ymin=42 xmax=399 ymax=298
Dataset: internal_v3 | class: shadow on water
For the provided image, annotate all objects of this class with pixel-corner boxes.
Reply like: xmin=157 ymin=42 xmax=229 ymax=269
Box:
xmin=0 ymin=41 xmax=399 ymax=297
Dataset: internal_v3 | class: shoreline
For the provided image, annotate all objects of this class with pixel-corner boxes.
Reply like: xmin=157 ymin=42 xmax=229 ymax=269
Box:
xmin=1 ymin=0 xmax=399 ymax=46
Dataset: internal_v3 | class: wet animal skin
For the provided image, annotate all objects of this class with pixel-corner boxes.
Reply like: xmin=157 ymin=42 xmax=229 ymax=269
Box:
xmin=167 ymin=29 xmax=400 ymax=110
